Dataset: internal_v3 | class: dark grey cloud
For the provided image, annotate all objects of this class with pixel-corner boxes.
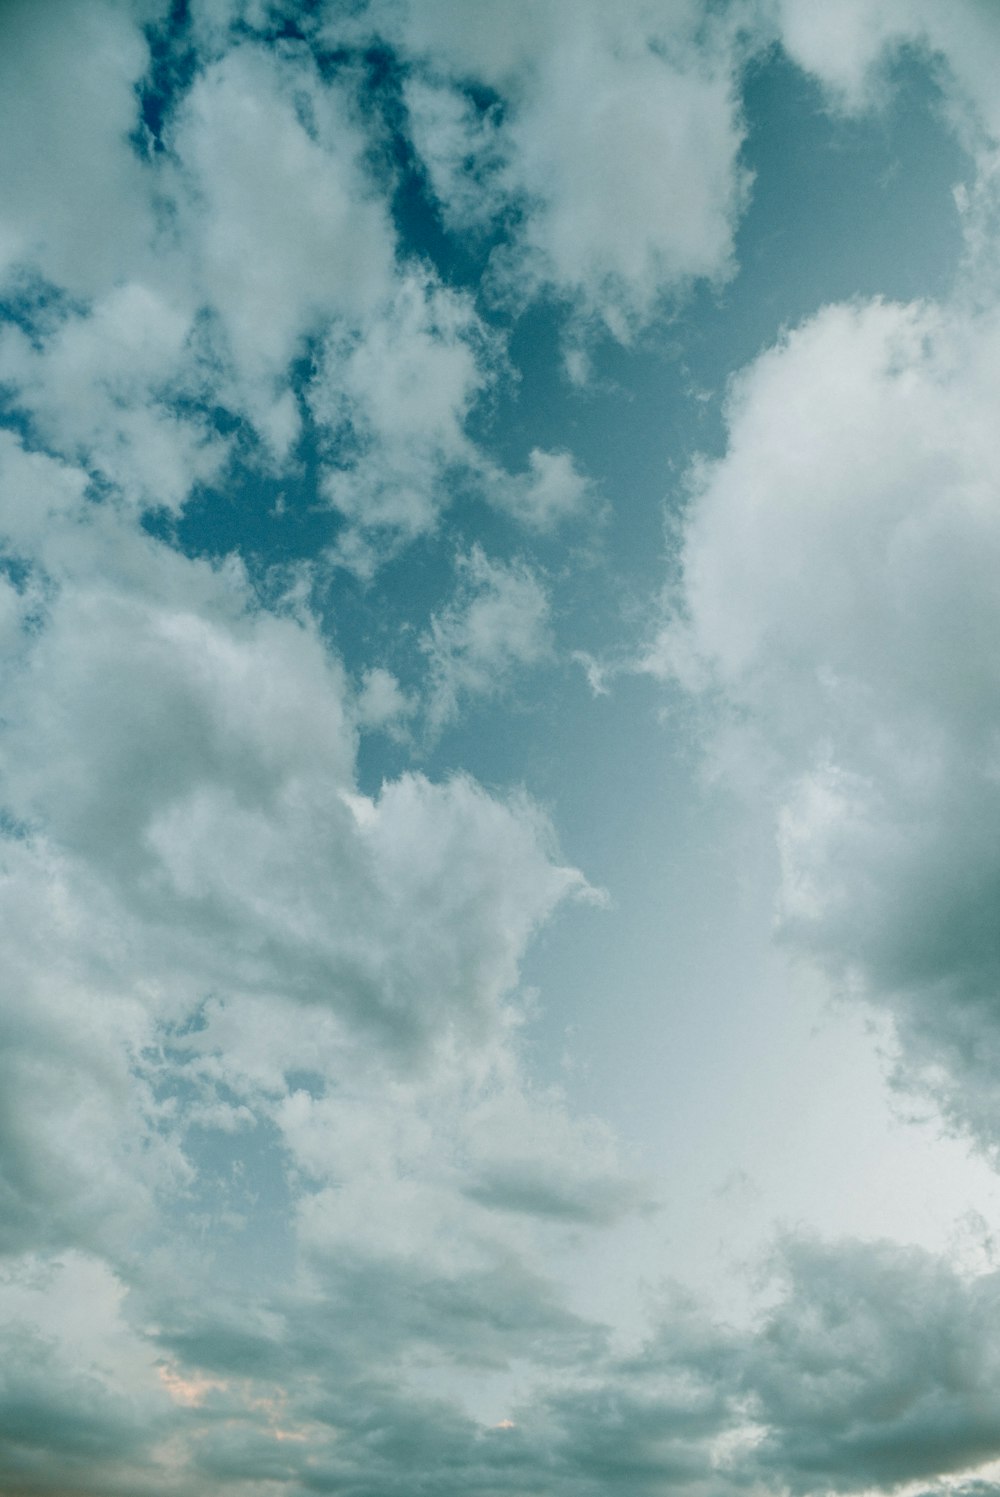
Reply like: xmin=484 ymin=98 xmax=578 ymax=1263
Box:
xmin=742 ymin=1237 xmax=1000 ymax=1492
xmin=0 ymin=1325 xmax=164 ymax=1497
xmin=462 ymin=1165 xmax=650 ymax=1225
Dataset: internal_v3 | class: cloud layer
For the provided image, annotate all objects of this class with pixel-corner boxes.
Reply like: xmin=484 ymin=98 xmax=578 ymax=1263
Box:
xmin=4 ymin=2 xmax=1000 ymax=1495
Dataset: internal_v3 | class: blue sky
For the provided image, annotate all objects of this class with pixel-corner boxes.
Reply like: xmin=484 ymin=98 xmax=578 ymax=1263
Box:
xmin=4 ymin=3 xmax=1000 ymax=1494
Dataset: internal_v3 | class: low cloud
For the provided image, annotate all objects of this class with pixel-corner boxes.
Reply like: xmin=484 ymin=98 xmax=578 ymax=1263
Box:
xmin=386 ymin=0 xmax=751 ymax=337
xmin=422 ymin=545 xmax=554 ymax=732
xmin=742 ymin=1236 xmax=1000 ymax=1493
xmin=650 ymin=294 xmax=1000 ymax=1149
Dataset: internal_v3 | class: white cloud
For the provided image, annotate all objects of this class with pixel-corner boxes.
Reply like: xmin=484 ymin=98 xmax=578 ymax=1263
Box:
xmin=311 ymin=278 xmax=595 ymax=554
xmin=355 ymin=666 xmax=416 ymax=734
xmin=773 ymin=0 xmax=1000 ymax=140
xmin=0 ymin=284 xmax=227 ymax=512
xmin=311 ymin=271 xmax=499 ymax=546
xmin=491 ymin=447 xmax=597 ymax=531
xmin=10 ymin=7 xmax=1000 ymax=1494
xmin=422 ymin=546 xmax=554 ymax=731
xmin=385 ymin=0 xmax=751 ymax=336
xmin=0 ymin=550 xmax=586 ymax=1056
xmin=403 ymin=75 xmax=508 ymax=233
xmin=165 ymin=41 xmax=397 ymax=455
xmin=0 ymin=434 xmax=599 ymax=1312
xmin=0 ymin=1 xmax=154 ymax=298
xmin=652 ymin=295 xmax=1000 ymax=1144
xmin=0 ymin=430 xmax=90 ymax=559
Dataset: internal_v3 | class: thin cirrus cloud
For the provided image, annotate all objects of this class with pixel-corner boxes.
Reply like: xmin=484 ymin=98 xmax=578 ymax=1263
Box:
xmin=3 ymin=2 xmax=1000 ymax=1495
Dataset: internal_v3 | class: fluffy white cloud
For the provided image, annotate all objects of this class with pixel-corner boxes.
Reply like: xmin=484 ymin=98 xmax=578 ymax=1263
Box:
xmin=0 ymin=447 xmax=627 ymax=1488
xmin=311 ymin=272 xmax=499 ymax=549
xmin=403 ymin=73 xmax=509 ymax=233
xmin=773 ymin=0 xmax=1000 ymax=139
xmin=153 ymin=39 xmax=399 ymax=463
xmin=168 ymin=42 xmax=395 ymax=385
xmin=355 ymin=665 xmax=416 ymax=734
xmin=10 ymin=6 xmax=1000 ymax=1494
xmin=1 ymin=560 xmax=582 ymax=1060
xmin=0 ymin=4 xmax=621 ymax=556
xmin=651 ymin=295 xmax=1000 ymax=1144
xmin=0 ymin=284 xmax=227 ymax=512
xmin=385 ymin=0 xmax=750 ymax=336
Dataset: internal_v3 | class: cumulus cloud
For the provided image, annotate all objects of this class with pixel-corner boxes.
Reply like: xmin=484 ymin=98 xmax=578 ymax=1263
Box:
xmin=165 ymin=40 xmax=396 ymax=447
xmin=0 ymin=284 xmax=227 ymax=512
xmin=772 ymin=0 xmax=1000 ymax=139
xmin=311 ymin=271 xmax=500 ymax=550
xmin=0 ymin=550 xmax=583 ymax=1062
xmin=9 ymin=4 xmax=1000 ymax=1494
xmin=0 ymin=432 xmax=626 ymax=1493
xmin=354 ymin=665 xmax=416 ymax=735
xmin=650 ymin=293 xmax=1000 ymax=1146
xmin=491 ymin=447 xmax=597 ymax=531
xmin=742 ymin=1236 xmax=1000 ymax=1493
xmin=384 ymin=0 xmax=751 ymax=336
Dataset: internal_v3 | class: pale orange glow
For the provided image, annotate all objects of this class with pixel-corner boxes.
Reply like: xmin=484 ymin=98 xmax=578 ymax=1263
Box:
xmin=157 ymin=1365 xmax=227 ymax=1407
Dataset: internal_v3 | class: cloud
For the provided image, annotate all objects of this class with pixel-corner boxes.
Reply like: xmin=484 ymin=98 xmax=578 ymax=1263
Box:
xmin=0 ymin=1 xmax=154 ymax=298
xmin=166 ymin=41 xmax=396 ymax=430
xmin=9 ymin=7 xmax=1000 ymax=1496
xmin=422 ymin=545 xmax=554 ymax=731
xmin=384 ymin=0 xmax=751 ymax=336
xmin=311 ymin=271 xmax=500 ymax=550
xmin=772 ymin=0 xmax=1000 ymax=139
xmin=0 ymin=8 xmax=609 ymax=561
xmin=355 ymin=665 xmax=416 ymax=734
xmin=0 ymin=448 xmax=633 ymax=1491
xmin=742 ymin=1236 xmax=1000 ymax=1493
xmin=649 ymin=294 xmax=1000 ymax=1146
xmin=491 ymin=448 xmax=597 ymax=531
xmin=0 ymin=284 xmax=227 ymax=513
xmin=0 ymin=1251 xmax=180 ymax=1496
xmin=0 ymin=30 xmax=400 ymax=507
xmin=1 ymin=554 xmax=583 ymax=1062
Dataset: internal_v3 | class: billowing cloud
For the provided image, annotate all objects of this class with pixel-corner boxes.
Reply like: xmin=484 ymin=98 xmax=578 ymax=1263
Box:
xmin=492 ymin=448 xmax=598 ymax=532
xmin=743 ymin=1236 xmax=1000 ymax=1493
xmin=166 ymin=39 xmax=396 ymax=454
xmin=650 ymin=293 xmax=1000 ymax=1145
xmin=310 ymin=271 xmax=500 ymax=553
xmin=0 ymin=283 xmax=227 ymax=513
xmin=386 ymin=0 xmax=751 ymax=336
xmin=772 ymin=0 xmax=1000 ymax=139
xmin=0 ymin=429 xmax=628 ymax=1494
xmin=6 ymin=3 xmax=1000 ymax=1494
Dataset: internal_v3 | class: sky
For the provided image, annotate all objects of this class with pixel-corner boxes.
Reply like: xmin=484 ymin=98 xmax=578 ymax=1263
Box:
xmin=4 ymin=1 xmax=1000 ymax=1494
